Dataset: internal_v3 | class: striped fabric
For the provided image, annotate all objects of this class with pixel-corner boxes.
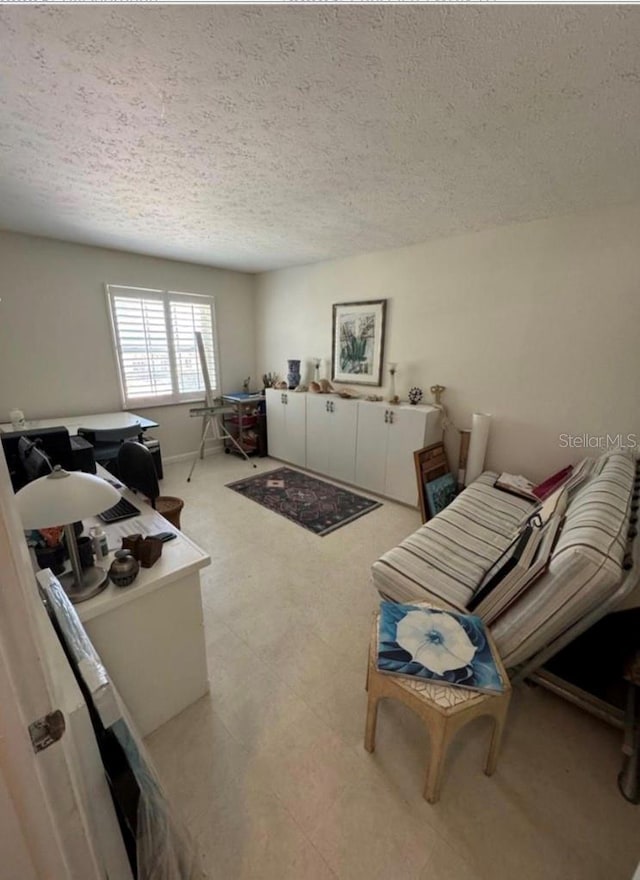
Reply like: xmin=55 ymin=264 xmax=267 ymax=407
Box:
xmin=372 ymin=451 xmax=636 ymax=670
xmin=492 ymin=451 xmax=635 ymax=666
xmin=372 ymin=472 xmax=535 ymax=610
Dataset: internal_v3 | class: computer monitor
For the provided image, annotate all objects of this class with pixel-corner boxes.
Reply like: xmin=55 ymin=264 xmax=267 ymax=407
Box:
xmin=1 ymin=426 xmax=76 ymax=491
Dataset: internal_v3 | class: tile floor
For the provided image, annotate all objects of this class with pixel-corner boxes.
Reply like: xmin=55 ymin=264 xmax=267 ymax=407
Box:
xmin=146 ymin=453 xmax=639 ymax=880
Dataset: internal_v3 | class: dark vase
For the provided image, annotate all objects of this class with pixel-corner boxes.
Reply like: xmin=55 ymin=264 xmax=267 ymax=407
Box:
xmin=287 ymin=359 xmax=301 ymax=389
xmin=35 ymin=544 xmax=66 ymax=575
xmin=76 ymin=535 xmax=95 ymax=569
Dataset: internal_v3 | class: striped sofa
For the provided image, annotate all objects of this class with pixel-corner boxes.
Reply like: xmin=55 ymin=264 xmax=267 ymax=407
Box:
xmin=372 ymin=451 xmax=638 ymax=670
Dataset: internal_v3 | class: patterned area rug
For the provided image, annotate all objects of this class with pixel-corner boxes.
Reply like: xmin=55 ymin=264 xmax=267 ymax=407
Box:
xmin=227 ymin=467 xmax=382 ymax=536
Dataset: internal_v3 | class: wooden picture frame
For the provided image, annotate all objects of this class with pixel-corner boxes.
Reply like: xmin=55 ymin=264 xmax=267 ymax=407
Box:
xmin=414 ymin=442 xmax=451 ymax=523
xmin=331 ymin=300 xmax=387 ymax=386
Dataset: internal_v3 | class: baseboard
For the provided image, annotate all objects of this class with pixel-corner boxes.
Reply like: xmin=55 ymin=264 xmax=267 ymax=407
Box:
xmin=163 ymin=443 xmax=223 ymax=465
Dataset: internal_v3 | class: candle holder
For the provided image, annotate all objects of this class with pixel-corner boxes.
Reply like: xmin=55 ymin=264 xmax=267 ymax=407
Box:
xmin=313 ymin=358 xmax=321 ymax=382
xmin=388 ymin=362 xmax=399 ymax=405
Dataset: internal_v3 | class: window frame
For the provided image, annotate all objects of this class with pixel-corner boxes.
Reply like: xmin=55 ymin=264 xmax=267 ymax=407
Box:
xmin=105 ymin=284 xmax=221 ymax=409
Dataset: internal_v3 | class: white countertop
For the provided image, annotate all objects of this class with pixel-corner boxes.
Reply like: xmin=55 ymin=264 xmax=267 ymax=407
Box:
xmin=0 ymin=411 xmax=158 ymax=435
xmin=75 ymin=470 xmax=210 ymax=623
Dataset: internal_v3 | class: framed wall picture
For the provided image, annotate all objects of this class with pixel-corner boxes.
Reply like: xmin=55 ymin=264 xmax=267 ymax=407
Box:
xmin=331 ymin=300 xmax=387 ymax=386
xmin=426 ymin=472 xmax=457 ymax=518
xmin=414 ymin=442 xmax=451 ymax=523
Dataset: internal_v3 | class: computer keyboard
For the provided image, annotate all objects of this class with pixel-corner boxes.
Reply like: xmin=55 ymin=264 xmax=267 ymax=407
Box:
xmin=98 ymin=497 xmax=141 ymax=523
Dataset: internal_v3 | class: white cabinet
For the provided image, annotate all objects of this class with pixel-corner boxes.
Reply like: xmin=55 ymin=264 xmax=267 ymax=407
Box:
xmin=265 ymin=389 xmax=306 ymax=467
xmin=265 ymin=391 xmax=441 ymax=507
xmin=306 ymin=395 xmax=358 ymax=484
xmin=355 ymin=403 xmax=441 ymax=505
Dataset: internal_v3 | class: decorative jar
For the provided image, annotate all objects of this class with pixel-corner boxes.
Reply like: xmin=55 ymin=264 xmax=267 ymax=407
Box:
xmin=108 ymin=549 xmax=140 ymax=588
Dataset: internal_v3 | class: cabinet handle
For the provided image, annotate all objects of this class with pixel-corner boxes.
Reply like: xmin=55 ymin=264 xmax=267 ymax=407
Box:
xmin=330 ymin=401 xmax=335 ymax=413
xmin=384 ymin=409 xmax=389 ymax=423
xmin=389 ymin=410 xmax=394 ymax=424
xmin=326 ymin=400 xmax=329 ymax=412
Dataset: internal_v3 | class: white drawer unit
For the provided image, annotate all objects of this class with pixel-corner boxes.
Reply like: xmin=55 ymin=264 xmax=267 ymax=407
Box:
xmin=355 ymin=402 xmax=442 ymax=505
xmin=264 ymin=390 xmax=441 ymax=506
xmin=306 ymin=394 xmax=358 ymax=485
xmin=265 ymin=388 xmax=307 ymax=467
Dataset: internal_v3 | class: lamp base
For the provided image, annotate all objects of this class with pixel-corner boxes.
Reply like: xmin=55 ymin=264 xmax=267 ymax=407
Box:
xmin=59 ymin=565 xmax=110 ymax=604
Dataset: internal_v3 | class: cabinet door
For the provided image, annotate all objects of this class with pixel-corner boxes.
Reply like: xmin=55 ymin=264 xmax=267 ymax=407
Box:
xmin=327 ymin=398 xmax=358 ymax=484
xmin=355 ymin=403 xmax=388 ymax=496
xmin=265 ymin=390 xmax=287 ymax=461
xmin=283 ymin=392 xmax=306 ymax=467
xmin=385 ymin=408 xmax=427 ymax=505
xmin=306 ymin=395 xmax=330 ymax=474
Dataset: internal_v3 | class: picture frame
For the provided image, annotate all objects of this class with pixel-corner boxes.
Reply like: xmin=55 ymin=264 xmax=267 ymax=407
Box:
xmin=414 ymin=442 xmax=451 ymax=523
xmin=331 ymin=300 xmax=387 ymax=386
xmin=426 ymin=472 xmax=457 ymax=518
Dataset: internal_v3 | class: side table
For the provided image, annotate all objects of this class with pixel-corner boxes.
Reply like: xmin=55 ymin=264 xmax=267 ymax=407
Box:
xmin=365 ymin=611 xmax=511 ymax=803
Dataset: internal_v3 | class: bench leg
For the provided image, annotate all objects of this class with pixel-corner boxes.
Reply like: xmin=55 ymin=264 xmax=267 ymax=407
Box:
xmin=364 ymin=691 xmax=380 ymax=753
xmin=485 ymin=705 xmax=508 ymax=777
xmin=424 ymin=721 xmax=451 ymax=804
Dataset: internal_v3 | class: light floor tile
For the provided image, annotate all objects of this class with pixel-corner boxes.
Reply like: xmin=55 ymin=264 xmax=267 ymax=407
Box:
xmin=309 ymin=772 xmax=438 ymax=880
xmin=144 ymin=454 xmax=640 ymax=880
xmin=189 ymin=781 xmax=312 ymax=880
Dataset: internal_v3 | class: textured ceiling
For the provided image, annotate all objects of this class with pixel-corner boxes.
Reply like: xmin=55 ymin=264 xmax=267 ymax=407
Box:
xmin=1 ymin=5 xmax=640 ymax=272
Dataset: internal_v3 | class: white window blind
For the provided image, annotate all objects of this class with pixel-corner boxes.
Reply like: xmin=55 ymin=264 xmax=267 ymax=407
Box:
xmin=106 ymin=285 xmax=219 ymax=408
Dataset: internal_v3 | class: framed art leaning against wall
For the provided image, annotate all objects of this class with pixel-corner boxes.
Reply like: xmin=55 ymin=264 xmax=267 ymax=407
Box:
xmin=331 ymin=299 xmax=387 ymax=386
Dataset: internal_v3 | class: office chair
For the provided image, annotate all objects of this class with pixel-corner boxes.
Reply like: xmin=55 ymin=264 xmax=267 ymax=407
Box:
xmin=77 ymin=424 xmax=142 ymax=476
xmin=117 ymin=440 xmax=184 ymax=529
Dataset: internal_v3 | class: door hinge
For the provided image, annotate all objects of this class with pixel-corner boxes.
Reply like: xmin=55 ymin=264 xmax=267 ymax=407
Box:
xmin=29 ymin=709 xmax=65 ymax=753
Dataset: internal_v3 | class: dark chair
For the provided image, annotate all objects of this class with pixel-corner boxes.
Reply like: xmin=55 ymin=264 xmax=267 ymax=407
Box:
xmin=117 ymin=440 xmax=184 ymax=529
xmin=77 ymin=425 xmax=142 ymax=476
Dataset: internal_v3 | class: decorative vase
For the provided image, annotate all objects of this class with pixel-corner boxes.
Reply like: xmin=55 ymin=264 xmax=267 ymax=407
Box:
xmin=408 ymin=387 xmax=423 ymax=405
xmin=108 ymin=549 xmax=140 ymax=588
xmin=287 ymin=359 xmax=301 ymax=389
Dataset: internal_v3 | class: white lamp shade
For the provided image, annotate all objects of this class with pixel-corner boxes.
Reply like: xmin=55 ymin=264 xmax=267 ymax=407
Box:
xmin=16 ymin=470 xmax=121 ymax=529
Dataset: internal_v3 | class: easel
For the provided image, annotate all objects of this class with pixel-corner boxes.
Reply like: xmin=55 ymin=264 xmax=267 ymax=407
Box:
xmin=186 ymin=332 xmax=257 ymax=482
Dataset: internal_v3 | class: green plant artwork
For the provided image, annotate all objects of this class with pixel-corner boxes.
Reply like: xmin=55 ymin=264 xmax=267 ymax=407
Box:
xmin=339 ymin=313 xmax=375 ymax=374
xmin=332 ymin=300 xmax=387 ymax=386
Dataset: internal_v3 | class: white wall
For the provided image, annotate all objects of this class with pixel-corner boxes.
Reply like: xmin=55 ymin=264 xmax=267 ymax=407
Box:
xmin=0 ymin=232 xmax=256 ymax=459
xmin=256 ymin=202 xmax=640 ymax=481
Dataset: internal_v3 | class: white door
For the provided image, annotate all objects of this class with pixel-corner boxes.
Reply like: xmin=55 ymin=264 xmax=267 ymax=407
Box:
xmin=306 ymin=394 xmax=330 ymax=474
xmin=385 ymin=407 xmax=428 ymax=505
xmin=355 ymin=402 xmax=388 ymax=496
xmin=0 ymin=452 xmax=104 ymax=879
xmin=284 ymin=392 xmax=306 ymax=467
xmin=327 ymin=398 xmax=358 ymax=484
xmin=265 ymin=389 xmax=287 ymax=461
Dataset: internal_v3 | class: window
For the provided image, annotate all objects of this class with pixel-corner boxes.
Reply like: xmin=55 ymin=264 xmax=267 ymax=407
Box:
xmin=106 ymin=285 xmax=219 ymax=408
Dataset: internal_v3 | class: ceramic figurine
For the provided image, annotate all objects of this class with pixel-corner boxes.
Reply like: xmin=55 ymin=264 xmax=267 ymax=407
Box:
xmin=430 ymin=384 xmax=446 ymax=405
xmin=408 ymin=387 xmax=423 ymax=405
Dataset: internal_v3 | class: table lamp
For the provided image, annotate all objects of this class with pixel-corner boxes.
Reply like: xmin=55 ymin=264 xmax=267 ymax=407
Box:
xmin=16 ymin=466 xmax=120 ymax=604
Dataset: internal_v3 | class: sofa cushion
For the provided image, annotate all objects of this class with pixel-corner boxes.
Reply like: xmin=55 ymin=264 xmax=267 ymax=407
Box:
xmin=491 ymin=451 xmax=635 ymax=667
xmin=372 ymin=472 xmax=536 ymax=609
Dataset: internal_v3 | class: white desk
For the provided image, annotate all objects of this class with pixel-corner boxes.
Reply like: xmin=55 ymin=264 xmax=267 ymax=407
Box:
xmin=76 ymin=473 xmax=210 ymax=736
xmin=0 ymin=411 xmax=158 ymax=435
